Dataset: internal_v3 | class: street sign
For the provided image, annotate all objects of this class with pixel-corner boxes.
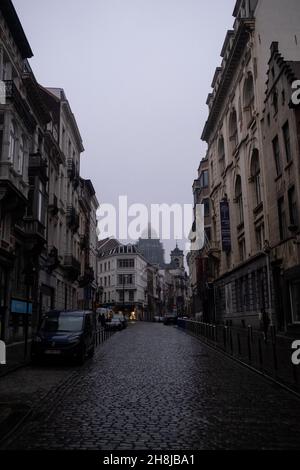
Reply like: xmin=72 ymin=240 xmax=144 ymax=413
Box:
xmin=11 ymin=300 xmax=33 ymax=315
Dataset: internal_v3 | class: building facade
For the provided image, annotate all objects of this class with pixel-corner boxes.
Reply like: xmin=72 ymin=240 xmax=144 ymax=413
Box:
xmin=199 ymin=0 xmax=300 ymax=331
xmin=97 ymin=241 xmax=148 ymax=319
xmin=0 ymin=1 xmax=99 ymax=347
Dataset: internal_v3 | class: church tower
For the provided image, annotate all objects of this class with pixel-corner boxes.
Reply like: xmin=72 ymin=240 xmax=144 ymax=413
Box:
xmin=170 ymin=244 xmax=184 ymax=269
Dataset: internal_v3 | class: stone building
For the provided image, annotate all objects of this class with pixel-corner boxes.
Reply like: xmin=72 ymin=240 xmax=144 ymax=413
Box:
xmin=261 ymin=43 xmax=300 ymax=333
xmin=37 ymin=86 xmax=84 ymax=315
xmin=77 ymin=178 xmax=99 ymax=310
xmin=0 ymin=1 xmax=50 ymax=342
xmin=163 ymin=245 xmax=188 ymax=316
xmin=200 ymin=0 xmax=300 ymax=329
xmin=97 ymin=241 xmax=148 ymax=319
xmin=187 ymin=156 xmax=214 ymax=320
xmin=0 ymin=1 xmax=99 ymax=348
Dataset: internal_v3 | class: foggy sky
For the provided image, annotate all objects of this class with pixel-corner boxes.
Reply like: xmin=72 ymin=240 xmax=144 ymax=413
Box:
xmin=13 ymin=0 xmax=235 ymax=260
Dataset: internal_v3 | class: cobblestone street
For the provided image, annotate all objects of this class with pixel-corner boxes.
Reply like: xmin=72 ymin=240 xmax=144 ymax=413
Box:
xmin=2 ymin=323 xmax=300 ymax=450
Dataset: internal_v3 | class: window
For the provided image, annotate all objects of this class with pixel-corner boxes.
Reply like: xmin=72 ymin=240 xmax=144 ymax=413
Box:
xmin=239 ymin=238 xmax=246 ymax=262
xmin=278 ymin=197 xmax=287 ymax=240
xmin=243 ymin=73 xmax=255 ymax=125
xmin=37 ymin=181 xmax=45 ymax=224
xmin=272 ymin=136 xmax=281 ymax=176
xmin=203 ymin=199 xmax=210 ymax=218
xmin=119 ymin=291 xmax=124 ymax=303
xmin=118 ymin=274 xmax=134 ymax=285
xmin=235 ymin=176 xmax=244 ymax=225
xmin=218 ymin=136 xmax=226 ymax=174
xmin=282 ymin=121 xmax=292 ymax=163
xmin=16 ymin=135 xmax=24 ymax=174
xmin=255 ymin=224 xmax=265 ymax=251
xmin=8 ymin=121 xmax=16 ymax=162
xmin=200 ymin=170 xmax=209 ymax=188
xmin=210 ymin=161 xmax=214 ymax=187
xmin=118 ymin=259 xmax=135 ymax=268
xmin=129 ymin=291 xmax=135 ymax=302
xmin=290 ymin=280 xmax=300 ymax=323
xmin=251 ymin=149 xmax=262 ymax=207
xmin=288 ymin=186 xmax=298 ymax=227
xmin=104 ymin=277 xmax=107 ymax=287
xmin=229 ymin=109 xmax=238 ymax=153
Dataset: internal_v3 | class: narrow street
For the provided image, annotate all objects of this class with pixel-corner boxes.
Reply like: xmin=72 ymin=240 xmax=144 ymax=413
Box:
xmin=2 ymin=323 xmax=300 ymax=451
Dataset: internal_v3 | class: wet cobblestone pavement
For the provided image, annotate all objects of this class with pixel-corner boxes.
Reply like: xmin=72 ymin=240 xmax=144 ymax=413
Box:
xmin=3 ymin=323 xmax=300 ymax=450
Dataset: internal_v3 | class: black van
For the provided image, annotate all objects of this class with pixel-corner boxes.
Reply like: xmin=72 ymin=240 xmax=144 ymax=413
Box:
xmin=31 ymin=310 xmax=96 ymax=365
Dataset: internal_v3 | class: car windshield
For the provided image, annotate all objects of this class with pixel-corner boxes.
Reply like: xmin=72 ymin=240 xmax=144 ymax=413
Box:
xmin=41 ymin=314 xmax=84 ymax=333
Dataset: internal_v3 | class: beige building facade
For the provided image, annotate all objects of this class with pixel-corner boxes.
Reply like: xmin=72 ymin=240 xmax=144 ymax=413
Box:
xmin=200 ymin=0 xmax=300 ymax=331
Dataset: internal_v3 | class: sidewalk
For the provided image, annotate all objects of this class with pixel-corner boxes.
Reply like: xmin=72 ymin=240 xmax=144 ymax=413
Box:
xmin=178 ymin=320 xmax=300 ymax=394
xmin=0 ymin=361 xmax=82 ymax=446
xmin=0 ymin=342 xmax=31 ymax=378
xmin=0 ymin=328 xmax=116 ymax=446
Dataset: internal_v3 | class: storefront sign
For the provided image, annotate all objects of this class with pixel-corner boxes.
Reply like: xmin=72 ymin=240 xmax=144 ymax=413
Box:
xmin=11 ymin=299 xmax=33 ymax=315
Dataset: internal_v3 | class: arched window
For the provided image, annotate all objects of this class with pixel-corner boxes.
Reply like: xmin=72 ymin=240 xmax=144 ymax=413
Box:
xmin=8 ymin=121 xmax=16 ymax=162
xmin=250 ymin=149 xmax=262 ymax=207
xmin=229 ymin=109 xmax=238 ymax=153
xmin=243 ymin=73 xmax=255 ymax=125
xmin=235 ymin=176 xmax=244 ymax=225
xmin=16 ymin=135 xmax=24 ymax=174
xmin=273 ymin=89 xmax=278 ymax=114
xmin=218 ymin=136 xmax=225 ymax=174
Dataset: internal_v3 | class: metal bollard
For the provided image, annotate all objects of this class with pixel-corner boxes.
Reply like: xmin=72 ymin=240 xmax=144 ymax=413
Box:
xmin=247 ymin=326 xmax=252 ymax=363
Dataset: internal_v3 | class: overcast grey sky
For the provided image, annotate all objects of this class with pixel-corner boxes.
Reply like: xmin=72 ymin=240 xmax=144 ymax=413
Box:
xmin=14 ymin=0 xmax=235 ymax=258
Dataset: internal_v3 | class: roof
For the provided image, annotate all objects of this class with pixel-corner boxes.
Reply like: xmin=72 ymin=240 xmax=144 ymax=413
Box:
xmin=97 ymin=238 xmax=121 ymax=255
xmin=45 ymin=88 xmax=85 ymax=153
xmin=0 ymin=0 xmax=33 ymax=59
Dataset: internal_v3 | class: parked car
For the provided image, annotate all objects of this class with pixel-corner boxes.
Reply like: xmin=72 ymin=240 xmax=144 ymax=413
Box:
xmin=105 ymin=317 xmax=123 ymax=331
xmin=163 ymin=314 xmax=178 ymax=325
xmin=31 ymin=310 xmax=96 ymax=365
xmin=113 ymin=314 xmax=128 ymax=329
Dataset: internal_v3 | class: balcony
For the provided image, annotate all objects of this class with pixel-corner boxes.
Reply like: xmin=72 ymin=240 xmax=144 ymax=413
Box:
xmin=62 ymin=254 xmax=81 ymax=281
xmin=66 ymin=205 xmax=79 ymax=232
xmin=67 ymin=159 xmax=80 ymax=188
xmin=3 ymin=81 xmax=36 ymax=132
xmin=45 ymin=246 xmax=60 ymax=273
xmin=23 ymin=218 xmax=47 ymax=250
xmin=28 ymin=152 xmax=48 ymax=181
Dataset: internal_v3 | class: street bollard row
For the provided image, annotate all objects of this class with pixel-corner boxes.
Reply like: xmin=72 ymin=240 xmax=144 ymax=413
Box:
xmin=95 ymin=327 xmax=115 ymax=348
xmin=177 ymin=319 xmax=300 ymax=393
